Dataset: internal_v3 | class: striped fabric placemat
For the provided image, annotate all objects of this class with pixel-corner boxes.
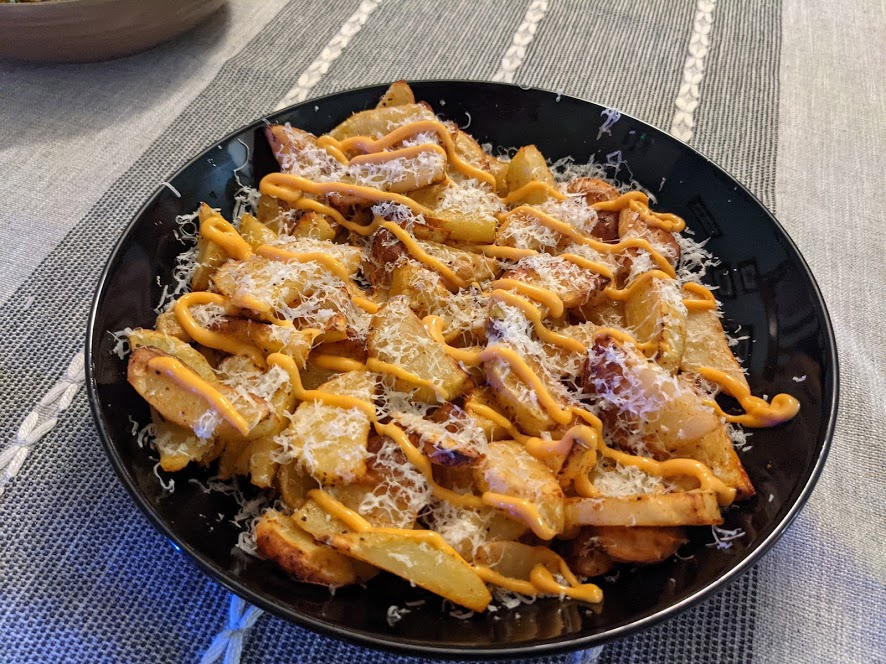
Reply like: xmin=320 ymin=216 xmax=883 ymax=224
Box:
xmin=0 ymin=1 xmax=882 ymax=662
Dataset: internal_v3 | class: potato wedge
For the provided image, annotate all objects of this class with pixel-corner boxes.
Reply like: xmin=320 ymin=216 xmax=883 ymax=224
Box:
xmin=151 ymin=407 xmax=220 ymax=472
xmin=618 ymin=207 xmax=681 ymax=267
xmin=277 ymin=371 xmax=375 ymax=485
xmin=325 ymin=530 xmax=491 ymax=612
xmin=328 ymin=103 xmax=436 ymax=141
xmin=278 ymin=460 xmax=318 ymax=511
xmin=592 ymin=526 xmax=687 ymax=564
xmin=206 ymin=316 xmax=316 ymax=366
xmin=680 ymin=299 xmax=750 ymax=392
xmin=368 ymin=297 xmax=469 ymax=402
xmin=288 ymin=211 xmax=337 ymax=241
xmin=128 ymin=328 xmax=216 ymax=382
xmin=475 ymin=440 xmax=565 ymax=538
xmin=128 ymin=347 xmax=268 ymax=440
xmin=565 ymin=490 xmax=723 ymax=527
xmin=503 ymin=254 xmax=609 ymax=310
xmin=506 ymin=145 xmax=557 ymax=204
xmin=255 ymin=510 xmax=374 ymax=587
xmin=565 ymin=177 xmax=619 ymax=241
xmin=154 ymin=309 xmax=192 ymax=342
xmin=192 ymin=203 xmax=230 ymax=291
xmin=392 ymin=407 xmax=487 ymax=467
xmin=583 ymin=334 xmax=719 ymax=455
xmin=239 ymin=212 xmax=277 ymax=248
xmin=624 ymin=275 xmax=687 ymax=373
xmin=670 ymin=423 xmax=755 ymax=499
xmin=376 ymin=80 xmax=415 ymax=108
xmin=407 ymin=180 xmax=499 ymax=243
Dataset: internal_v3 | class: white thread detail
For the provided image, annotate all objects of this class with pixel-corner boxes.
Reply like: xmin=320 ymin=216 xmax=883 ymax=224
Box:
xmin=200 ymin=595 xmax=265 ymax=664
xmin=0 ymin=351 xmax=85 ymax=499
xmin=670 ymin=0 xmax=716 ymax=142
xmin=274 ymin=0 xmax=383 ymax=111
xmin=491 ymin=0 xmax=550 ymax=83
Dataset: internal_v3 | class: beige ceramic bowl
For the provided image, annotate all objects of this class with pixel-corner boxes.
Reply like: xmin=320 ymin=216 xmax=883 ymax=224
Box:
xmin=0 ymin=0 xmax=226 ymax=62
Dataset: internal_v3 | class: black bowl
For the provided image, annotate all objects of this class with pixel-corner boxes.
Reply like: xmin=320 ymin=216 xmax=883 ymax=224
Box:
xmin=85 ymin=81 xmax=838 ymax=658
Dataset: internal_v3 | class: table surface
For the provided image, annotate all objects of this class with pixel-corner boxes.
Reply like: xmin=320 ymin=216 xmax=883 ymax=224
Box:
xmin=1 ymin=1 xmax=883 ymax=663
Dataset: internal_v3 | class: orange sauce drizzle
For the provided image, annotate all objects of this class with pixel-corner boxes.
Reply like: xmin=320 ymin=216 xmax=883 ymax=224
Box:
xmin=695 ymin=367 xmax=801 ymax=427
xmin=200 ymin=213 xmax=254 ymax=260
xmin=502 ymin=181 xmax=568 ymax=205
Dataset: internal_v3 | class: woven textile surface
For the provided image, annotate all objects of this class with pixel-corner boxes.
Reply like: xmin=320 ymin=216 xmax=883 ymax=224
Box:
xmin=0 ymin=0 xmax=883 ymax=662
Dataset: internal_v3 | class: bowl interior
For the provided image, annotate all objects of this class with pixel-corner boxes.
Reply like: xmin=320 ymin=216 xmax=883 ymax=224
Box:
xmin=86 ymin=81 xmax=836 ymax=657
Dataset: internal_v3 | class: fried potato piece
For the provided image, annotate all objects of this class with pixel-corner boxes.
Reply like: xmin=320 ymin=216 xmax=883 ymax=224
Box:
xmin=238 ymin=212 xmax=277 ymax=248
xmin=506 ymin=145 xmax=557 ymax=204
xmin=128 ymin=328 xmax=216 ymax=382
xmin=392 ymin=407 xmax=486 ymax=467
xmin=288 ymin=211 xmax=337 ymax=241
xmin=206 ymin=316 xmax=316 ymax=366
xmin=278 ymin=460 xmax=318 ymax=511
xmin=566 ymin=177 xmax=619 ymax=241
xmin=474 ymin=541 xmax=565 ymax=580
xmin=365 ymin=226 xmax=499 ymax=289
xmin=564 ymin=528 xmax=616 ymax=577
xmin=154 ymin=309 xmax=191 ymax=342
xmin=565 ymin=490 xmax=723 ymax=527
xmin=255 ymin=510 xmax=375 ymax=587
xmin=127 ymin=347 xmax=268 ymax=440
xmin=328 ymin=103 xmax=436 ymax=141
xmin=592 ymin=526 xmax=687 ymax=564
xmin=671 ymin=423 xmax=755 ymax=499
xmin=368 ymin=297 xmax=469 ymax=402
xmin=461 ymin=389 xmax=514 ymax=441
xmin=294 ymin=498 xmax=353 ymax=539
xmin=625 ymin=276 xmax=688 ymax=373
xmin=376 ymin=80 xmax=415 ymax=108
xmin=407 ymin=178 xmax=499 ymax=243
xmin=277 ymin=371 xmax=375 ymax=485
xmin=475 ymin=440 xmax=565 ymax=538
xmin=583 ymin=334 xmax=719 ymax=455
xmin=503 ymin=255 xmax=609 ymax=310
xmin=680 ymin=299 xmax=750 ymax=392
xmin=484 ymin=355 xmax=557 ymax=436
xmin=192 ymin=203 xmax=230 ymax=291
xmin=237 ymin=435 xmax=280 ymax=489
xmin=326 ymin=529 xmax=491 ymax=612
xmin=151 ymin=408 xmax=221 ymax=472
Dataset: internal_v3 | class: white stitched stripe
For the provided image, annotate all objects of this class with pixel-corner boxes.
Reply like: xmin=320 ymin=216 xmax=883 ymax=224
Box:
xmin=491 ymin=0 xmax=550 ymax=83
xmin=274 ymin=0 xmax=383 ymax=111
xmin=670 ymin=0 xmax=717 ymax=142
xmin=200 ymin=595 xmax=265 ymax=664
xmin=0 ymin=351 xmax=85 ymax=499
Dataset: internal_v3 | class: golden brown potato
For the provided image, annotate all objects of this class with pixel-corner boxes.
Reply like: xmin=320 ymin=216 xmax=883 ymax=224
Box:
xmin=583 ymin=334 xmax=719 ymax=456
xmin=238 ymin=212 xmax=277 ymax=248
xmin=277 ymin=371 xmax=375 ymax=485
xmin=592 ymin=526 xmax=687 ymax=564
xmin=127 ymin=347 xmax=268 ymax=440
xmin=618 ymin=207 xmax=681 ymax=268
xmin=670 ymin=423 xmax=755 ymax=499
xmin=503 ymin=255 xmax=610 ymax=311
xmin=288 ymin=211 xmax=337 ymax=241
xmin=392 ymin=407 xmax=486 ymax=467
xmin=474 ymin=440 xmax=565 ymax=538
xmin=255 ymin=509 xmax=375 ymax=587
xmin=506 ymin=145 xmax=557 ymax=204
xmin=565 ymin=490 xmax=723 ymax=527
xmin=151 ymin=408 xmax=221 ymax=472
xmin=328 ymin=103 xmax=436 ymax=141
xmin=206 ymin=316 xmax=316 ymax=366
xmin=376 ymin=80 xmax=416 ymax=108
xmin=326 ymin=529 xmax=491 ymax=612
xmin=680 ymin=299 xmax=750 ymax=392
xmin=277 ymin=460 xmax=318 ymax=511
xmin=192 ymin=203 xmax=230 ymax=291
xmin=367 ymin=297 xmax=469 ymax=402
xmin=127 ymin=328 xmax=216 ymax=382
xmin=154 ymin=310 xmax=191 ymax=342
xmin=624 ymin=275 xmax=687 ymax=373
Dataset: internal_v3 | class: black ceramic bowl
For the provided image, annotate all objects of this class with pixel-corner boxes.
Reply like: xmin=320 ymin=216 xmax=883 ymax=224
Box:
xmin=86 ymin=81 xmax=838 ymax=658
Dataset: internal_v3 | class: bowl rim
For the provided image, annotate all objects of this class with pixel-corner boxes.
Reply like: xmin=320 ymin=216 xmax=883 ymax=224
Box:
xmin=85 ymin=79 xmax=839 ymax=658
